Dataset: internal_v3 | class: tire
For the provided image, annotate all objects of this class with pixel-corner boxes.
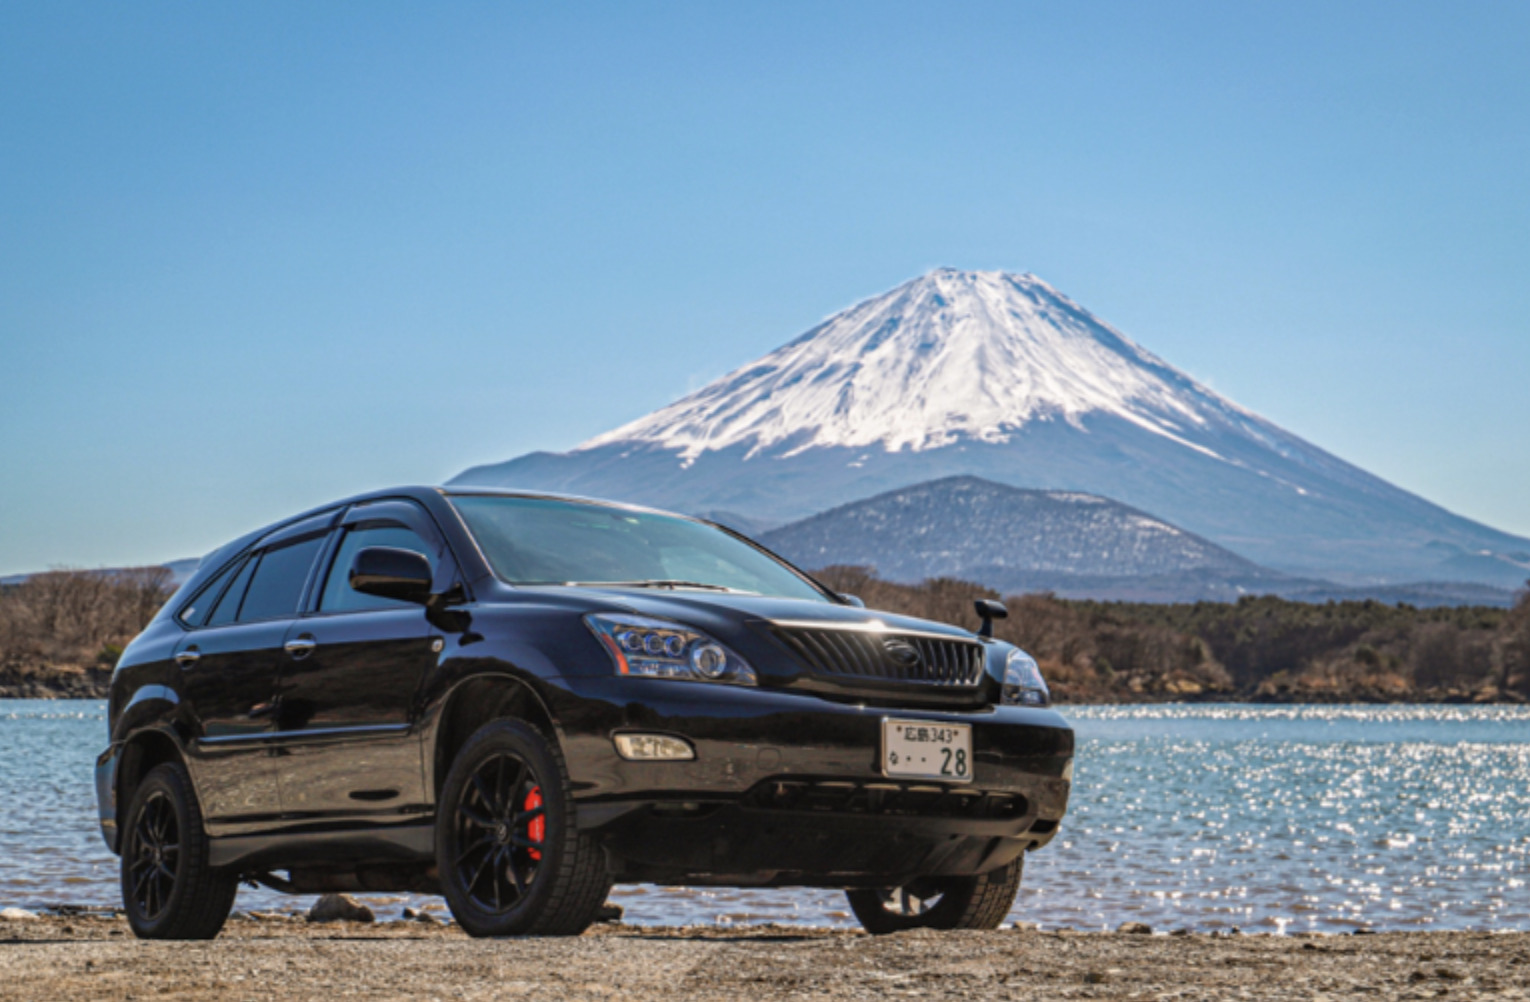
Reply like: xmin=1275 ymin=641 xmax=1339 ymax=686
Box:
xmin=436 ymin=719 xmax=612 ymax=937
xmin=119 ymin=762 xmax=238 ymax=940
xmin=847 ymin=855 xmax=1024 ymax=934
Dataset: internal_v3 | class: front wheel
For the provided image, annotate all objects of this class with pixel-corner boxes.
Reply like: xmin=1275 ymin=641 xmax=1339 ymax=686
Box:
xmin=119 ymin=762 xmax=238 ymax=939
xmin=436 ymin=719 xmax=612 ymax=937
xmin=847 ymin=855 xmax=1024 ymax=934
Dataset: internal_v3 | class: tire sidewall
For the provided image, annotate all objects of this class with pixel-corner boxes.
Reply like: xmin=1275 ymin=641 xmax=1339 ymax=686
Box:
xmin=848 ymin=856 xmax=1025 ymax=934
xmin=435 ymin=719 xmax=571 ymax=937
xmin=120 ymin=764 xmax=201 ymax=938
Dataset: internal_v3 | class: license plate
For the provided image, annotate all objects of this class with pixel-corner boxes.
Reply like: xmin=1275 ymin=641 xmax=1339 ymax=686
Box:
xmin=882 ymin=719 xmax=973 ymax=783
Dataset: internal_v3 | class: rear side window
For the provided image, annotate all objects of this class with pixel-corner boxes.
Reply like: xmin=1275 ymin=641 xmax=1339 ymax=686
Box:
xmin=179 ymin=560 xmax=241 ymax=627
xmin=236 ymin=535 xmax=326 ymax=623
xmin=206 ymin=557 xmax=256 ymax=627
xmin=319 ymin=524 xmax=436 ymax=613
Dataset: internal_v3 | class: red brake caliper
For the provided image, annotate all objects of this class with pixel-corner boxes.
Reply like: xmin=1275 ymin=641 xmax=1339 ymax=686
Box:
xmin=525 ymin=786 xmax=544 ymax=861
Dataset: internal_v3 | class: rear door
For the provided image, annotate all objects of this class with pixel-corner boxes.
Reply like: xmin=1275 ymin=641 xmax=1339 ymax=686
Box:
xmin=270 ymin=500 xmax=454 ymax=822
xmin=177 ymin=519 xmax=332 ymax=830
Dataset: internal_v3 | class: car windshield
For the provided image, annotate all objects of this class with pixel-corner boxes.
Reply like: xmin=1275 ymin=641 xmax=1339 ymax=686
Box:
xmin=448 ymin=495 xmax=830 ymax=602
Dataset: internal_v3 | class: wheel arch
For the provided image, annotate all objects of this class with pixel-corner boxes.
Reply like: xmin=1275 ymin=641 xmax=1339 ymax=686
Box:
xmin=431 ymin=674 xmax=560 ymax=801
xmin=116 ymin=727 xmax=190 ymax=833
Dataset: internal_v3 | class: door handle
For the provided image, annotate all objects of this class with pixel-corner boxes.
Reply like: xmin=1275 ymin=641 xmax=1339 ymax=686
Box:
xmin=175 ymin=647 xmax=201 ymax=667
xmin=247 ymin=700 xmax=279 ymax=719
xmin=284 ymin=637 xmax=317 ymax=659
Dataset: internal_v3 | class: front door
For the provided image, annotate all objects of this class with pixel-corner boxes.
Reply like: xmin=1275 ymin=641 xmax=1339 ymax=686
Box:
xmin=271 ymin=503 xmax=449 ymax=821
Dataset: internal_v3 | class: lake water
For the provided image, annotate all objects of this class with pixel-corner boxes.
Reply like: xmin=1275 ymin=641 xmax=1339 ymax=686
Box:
xmin=3 ymin=700 xmax=1526 ymax=931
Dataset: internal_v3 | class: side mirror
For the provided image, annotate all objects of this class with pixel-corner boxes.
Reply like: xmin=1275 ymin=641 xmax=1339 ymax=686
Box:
xmin=839 ymin=593 xmax=866 ymax=608
xmin=974 ymin=599 xmax=1008 ymax=638
xmin=350 ymin=547 xmax=433 ymax=605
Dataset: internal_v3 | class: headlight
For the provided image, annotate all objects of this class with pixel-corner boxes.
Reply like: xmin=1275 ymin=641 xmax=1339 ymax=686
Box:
xmin=1002 ymin=649 xmax=1049 ymax=707
xmin=585 ymin=613 xmax=758 ymax=686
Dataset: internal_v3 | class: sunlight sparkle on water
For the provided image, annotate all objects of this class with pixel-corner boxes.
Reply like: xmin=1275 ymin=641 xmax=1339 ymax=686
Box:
xmin=4 ymin=701 xmax=1527 ymax=931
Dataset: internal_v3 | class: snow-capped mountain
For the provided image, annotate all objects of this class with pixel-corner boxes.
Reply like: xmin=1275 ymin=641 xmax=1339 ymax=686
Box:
xmin=453 ymin=268 xmax=1530 ymax=589
xmin=582 ymin=270 xmax=1265 ymax=463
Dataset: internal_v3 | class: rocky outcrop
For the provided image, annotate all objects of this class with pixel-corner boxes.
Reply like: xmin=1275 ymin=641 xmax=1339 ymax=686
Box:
xmin=306 ymin=894 xmax=375 ymax=924
xmin=0 ymin=659 xmax=111 ymax=699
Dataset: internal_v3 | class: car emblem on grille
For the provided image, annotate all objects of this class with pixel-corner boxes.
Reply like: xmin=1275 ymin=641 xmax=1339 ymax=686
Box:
xmin=882 ymin=638 xmax=922 ymax=668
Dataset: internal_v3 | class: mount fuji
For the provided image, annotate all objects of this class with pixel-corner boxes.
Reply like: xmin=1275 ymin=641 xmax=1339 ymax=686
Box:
xmin=453 ymin=269 xmax=1530 ymax=590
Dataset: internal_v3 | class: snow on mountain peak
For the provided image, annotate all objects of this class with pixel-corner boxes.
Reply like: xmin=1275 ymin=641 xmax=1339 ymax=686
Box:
xmin=577 ymin=268 xmax=1255 ymax=463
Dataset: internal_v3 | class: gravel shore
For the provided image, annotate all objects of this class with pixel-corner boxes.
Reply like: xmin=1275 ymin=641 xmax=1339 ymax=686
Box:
xmin=2 ymin=913 xmax=1527 ymax=1001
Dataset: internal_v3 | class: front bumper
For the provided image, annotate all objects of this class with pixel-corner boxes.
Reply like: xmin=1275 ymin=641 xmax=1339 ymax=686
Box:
xmin=547 ymin=677 xmax=1074 ymax=886
xmin=94 ymin=744 xmax=120 ymax=853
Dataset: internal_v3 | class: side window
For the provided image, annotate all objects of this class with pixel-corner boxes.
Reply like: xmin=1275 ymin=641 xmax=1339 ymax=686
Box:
xmin=206 ymin=557 xmax=256 ymax=627
xmin=178 ymin=559 xmax=242 ymax=627
xmin=236 ymin=535 xmax=326 ymax=623
xmin=319 ymin=524 xmax=436 ymax=613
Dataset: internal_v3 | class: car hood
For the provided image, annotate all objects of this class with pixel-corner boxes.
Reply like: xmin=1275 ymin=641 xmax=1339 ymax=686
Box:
xmin=484 ymin=584 xmax=1003 ymax=693
xmin=535 ymin=585 xmax=976 ymax=640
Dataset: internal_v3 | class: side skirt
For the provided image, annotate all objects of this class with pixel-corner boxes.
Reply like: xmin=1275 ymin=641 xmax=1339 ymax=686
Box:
xmin=209 ymin=823 xmax=435 ymax=871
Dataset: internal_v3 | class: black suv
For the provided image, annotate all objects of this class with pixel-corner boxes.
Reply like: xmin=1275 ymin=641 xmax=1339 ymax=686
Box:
xmin=96 ymin=488 xmax=1073 ymax=939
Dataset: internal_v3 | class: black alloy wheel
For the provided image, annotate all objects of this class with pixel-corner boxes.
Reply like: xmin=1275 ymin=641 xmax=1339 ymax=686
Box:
xmin=436 ymin=719 xmax=612 ymax=936
xmin=453 ymin=750 xmax=547 ymax=913
xmin=119 ymin=762 xmax=238 ymax=939
xmin=127 ymin=790 xmax=178 ymax=921
xmin=847 ymin=855 xmax=1025 ymax=934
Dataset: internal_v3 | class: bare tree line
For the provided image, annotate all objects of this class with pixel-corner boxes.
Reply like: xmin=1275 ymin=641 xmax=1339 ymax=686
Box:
xmin=816 ymin=566 xmax=1530 ymax=702
xmin=0 ymin=568 xmax=173 ymax=669
xmin=4 ymin=563 xmax=1528 ymax=703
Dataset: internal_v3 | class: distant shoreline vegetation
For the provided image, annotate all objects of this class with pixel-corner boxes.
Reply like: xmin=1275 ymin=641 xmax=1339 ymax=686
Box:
xmin=814 ymin=567 xmax=1530 ymax=705
xmin=3 ymin=567 xmax=1527 ymax=703
xmin=0 ymin=567 xmax=171 ymax=698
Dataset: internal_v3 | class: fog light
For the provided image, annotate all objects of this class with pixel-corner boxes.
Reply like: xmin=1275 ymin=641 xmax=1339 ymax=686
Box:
xmin=613 ymin=733 xmax=695 ymax=761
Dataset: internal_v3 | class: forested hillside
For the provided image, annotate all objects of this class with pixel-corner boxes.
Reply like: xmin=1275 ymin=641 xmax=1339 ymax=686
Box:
xmin=816 ymin=567 xmax=1530 ymax=703
xmin=4 ymin=565 xmax=1528 ymax=703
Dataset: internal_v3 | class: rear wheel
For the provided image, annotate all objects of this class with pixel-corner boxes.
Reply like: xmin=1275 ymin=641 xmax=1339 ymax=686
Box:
xmin=119 ymin=762 xmax=238 ymax=940
xmin=847 ymin=855 xmax=1023 ymax=934
xmin=436 ymin=719 xmax=611 ymax=936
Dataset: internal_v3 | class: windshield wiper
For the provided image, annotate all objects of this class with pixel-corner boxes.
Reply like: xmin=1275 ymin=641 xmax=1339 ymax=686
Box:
xmin=562 ymin=579 xmax=754 ymax=594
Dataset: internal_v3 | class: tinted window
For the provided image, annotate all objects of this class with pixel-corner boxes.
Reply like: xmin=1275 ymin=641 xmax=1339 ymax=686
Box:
xmin=237 ymin=535 xmax=326 ymax=622
xmin=319 ymin=525 xmax=435 ymax=613
xmin=179 ymin=560 xmax=241 ymax=626
xmin=206 ymin=557 xmax=256 ymax=627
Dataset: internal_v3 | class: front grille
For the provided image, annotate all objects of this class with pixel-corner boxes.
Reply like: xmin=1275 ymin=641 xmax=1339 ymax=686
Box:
xmin=746 ymin=778 xmax=1029 ymax=821
xmin=771 ymin=626 xmax=985 ymax=687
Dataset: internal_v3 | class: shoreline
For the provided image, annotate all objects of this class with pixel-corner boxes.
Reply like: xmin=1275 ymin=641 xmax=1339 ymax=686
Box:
xmin=1 ymin=914 xmax=1526 ymax=1001
xmin=0 ymin=662 xmax=112 ymax=700
xmin=4 ymin=667 xmax=1525 ymax=705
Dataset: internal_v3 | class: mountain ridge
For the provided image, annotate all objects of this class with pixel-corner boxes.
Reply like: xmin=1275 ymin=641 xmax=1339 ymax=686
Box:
xmin=757 ymin=475 xmax=1298 ymax=603
xmin=754 ymin=475 xmax=1519 ymax=606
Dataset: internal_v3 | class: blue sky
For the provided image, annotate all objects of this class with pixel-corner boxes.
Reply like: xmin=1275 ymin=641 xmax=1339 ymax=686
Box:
xmin=2 ymin=1 xmax=1527 ymax=574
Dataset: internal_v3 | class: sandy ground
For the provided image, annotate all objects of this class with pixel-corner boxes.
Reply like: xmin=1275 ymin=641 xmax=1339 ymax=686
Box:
xmin=2 ymin=914 xmax=1528 ymax=1001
